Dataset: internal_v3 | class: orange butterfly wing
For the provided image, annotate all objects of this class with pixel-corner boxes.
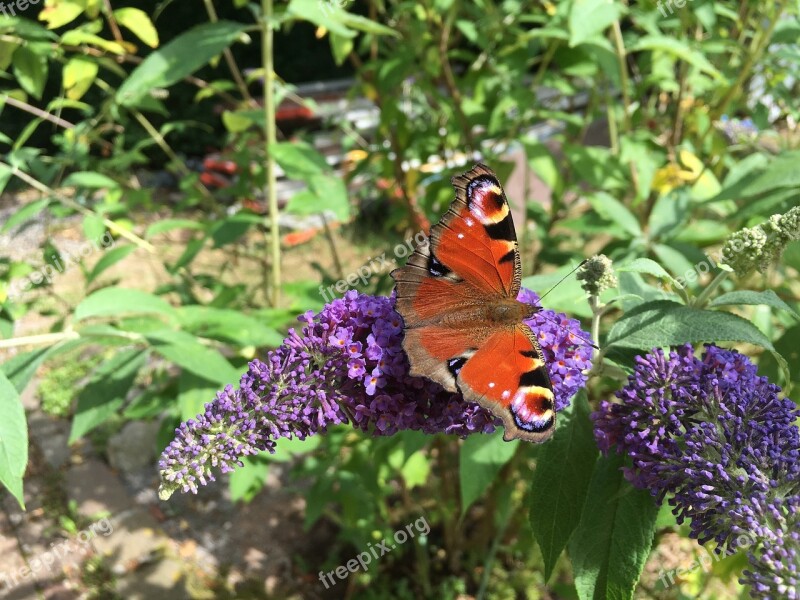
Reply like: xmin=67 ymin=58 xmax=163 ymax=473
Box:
xmin=391 ymin=164 xmax=555 ymax=442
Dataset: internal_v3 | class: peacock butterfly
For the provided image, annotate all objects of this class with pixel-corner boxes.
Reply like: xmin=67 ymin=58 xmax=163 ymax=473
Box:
xmin=391 ymin=164 xmax=556 ymax=443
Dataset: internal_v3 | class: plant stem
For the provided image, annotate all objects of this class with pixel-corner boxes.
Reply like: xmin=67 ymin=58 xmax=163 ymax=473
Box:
xmin=0 ymin=331 xmax=80 ymax=350
xmin=131 ymin=111 xmax=216 ymax=208
xmin=0 ymin=161 xmax=156 ymax=253
xmin=611 ymin=20 xmax=631 ymax=132
xmin=203 ymin=0 xmax=255 ymax=106
xmin=693 ymin=270 xmax=730 ymax=308
xmin=262 ymin=0 xmax=281 ymax=307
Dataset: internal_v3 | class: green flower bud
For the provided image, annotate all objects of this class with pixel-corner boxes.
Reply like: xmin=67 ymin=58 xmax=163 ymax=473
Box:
xmin=720 ymin=206 xmax=800 ymax=277
xmin=576 ymin=254 xmax=618 ymax=296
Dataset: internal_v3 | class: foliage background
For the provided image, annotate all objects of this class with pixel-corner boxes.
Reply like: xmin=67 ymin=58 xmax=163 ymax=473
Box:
xmin=1 ymin=0 xmax=799 ymax=597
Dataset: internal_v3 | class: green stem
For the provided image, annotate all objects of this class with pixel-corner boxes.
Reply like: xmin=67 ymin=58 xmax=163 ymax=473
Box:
xmin=0 ymin=331 xmax=80 ymax=349
xmin=131 ymin=111 xmax=216 ymax=208
xmin=262 ymin=0 xmax=281 ymax=307
xmin=203 ymin=0 xmax=255 ymax=105
xmin=611 ymin=20 xmax=631 ymax=132
xmin=692 ymin=270 xmax=730 ymax=308
xmin=0 ymin=161 xmax=156 ymax=253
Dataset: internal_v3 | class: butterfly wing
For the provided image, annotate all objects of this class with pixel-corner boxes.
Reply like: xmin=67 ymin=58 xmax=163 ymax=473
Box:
xmin=392 ymin=163 xmax=522 ymax=392
xmin=391 ymin=164 xmax=557 ymax=441
xmin=455 ymin=325 xmax=555 ymax=442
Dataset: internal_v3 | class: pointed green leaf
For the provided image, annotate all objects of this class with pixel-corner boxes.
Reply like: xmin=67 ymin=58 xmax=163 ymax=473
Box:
xmin=116 ymin=21 xmax=247 ymax=107
xmin=529 ymin=392 xmax=598 ymax=580
xmin=569 ymin=453 xmax=659 ymax=600
xmin=708 ymin=290 xmax=800 ymax=320
xmin=70 ymin=349 xmax=147 ymax=443
xmin=459 ymin=431 xmax=518 ymax=512
xmin=75 ymin=288 xmax=177 ymax=321
xmin=0 ymin=371 xmax=27 ymax=509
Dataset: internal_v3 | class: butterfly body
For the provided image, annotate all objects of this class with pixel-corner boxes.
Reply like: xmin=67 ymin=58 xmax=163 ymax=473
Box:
xmin=391 ymin=164 xmax=556 ymax=443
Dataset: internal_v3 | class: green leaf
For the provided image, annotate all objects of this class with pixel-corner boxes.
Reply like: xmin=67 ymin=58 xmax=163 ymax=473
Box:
xmin=309 ymin=175 xmax=350 ymax=221
xmin=0 ymin=39 xmax=18 ymax=71
xmin=69 ymin=349 xmax=147 ymax=443
xmin=286 ymin=0 xmax=397 ymax=38
xmin=569 ymin=0 xmax=621 ymax=47
xmin=270 ymin=141 xmax=329 ymax=178
xmin=1 ymin=338 xmax=86 ymax=391
xmin=630 ymin=36 xmax=723 ymax=80
xmin=113 ymin=7 xmax=159 ymax=48
xmin=269 ymin=435 xmax=321 ymax=462
xmin=647 ymin=190 xmax=689 ymax=239
xmin=12 ymin=45 xmax=47 ymax=99
xmin=82 ymin=214 xmax=106 ymax=242
xmin=586 ymin=192 xmax=642 ymax=238
xmin=708 ymin=290 xmax=800 ymax=320
xmin=736 ymin=151 xmax=800 ymax=198
xmin=146 ymin=330 xmax=240 ymax=385
xmin=616 ymin=259 xmax=676 ymax=285
xmin=229 ymin=454 xmax=270 ymax=503
xmin=2 ymin=198 xmax=50 ymax=233
xmin=145 ymin=218 xmax=206 ymax=238
xmin=176 ymin=306 xmax=284 ymax=347
xmin=400 ymin=450 xmax=430 ymax=489
xmin=177 ymin=372 xmax=219 ymax=422
xmin=116 ymin=21 xmax=247 ymax=107
xmin=210 ymin=213 xmax=260 ymax=248
xmin=529 ymin=392 xmax=598 ymax=581
xmin=569 ymin=453 xmax=659 ymax=600
xmin=63 ymin=57 xmax=98 ymax=101
xmin=0 ymin=370 xmax=27 ymax=509
xmin=39 ymin=0 xmax=85 ymax=29
xmin=607 ymin=300 xmax=778 ymax=353
xmin=459 ymin=432 xmax=518 ymax=513
xmin=86 ymin=244 xmax=137 ymax=284
xmin=63 ymin=171 xmax=120 ymax=189
xmin=75 ymin=288 xmax=177 ymax=321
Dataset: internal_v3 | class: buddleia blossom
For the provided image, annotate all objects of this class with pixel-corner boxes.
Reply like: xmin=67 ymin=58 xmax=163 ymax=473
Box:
xmin=159 ymin=290 xmax=592 ymax=499
xmin=575 ymin=254 xmax=618 ymax=296
xmin=592 ymin=344 xmax=800 ymax=598
xmin=721 ymin=206 xmax=800 ymax=276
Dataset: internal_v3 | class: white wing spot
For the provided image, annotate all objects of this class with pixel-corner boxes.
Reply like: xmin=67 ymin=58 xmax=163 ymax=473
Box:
xmin=457 ymin=233 xmax=464 ymax=239
xmin=488 ymin=382 xmax=495 ymax=388
xmin=465 ymin=217 xmax=474 ymax=227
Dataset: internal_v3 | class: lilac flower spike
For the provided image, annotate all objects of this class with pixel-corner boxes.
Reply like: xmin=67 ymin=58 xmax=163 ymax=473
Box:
xmin=592 ymin=344 xmax=800 ymax=598
xmin=159 ymin=290 xmax=591 ymax=499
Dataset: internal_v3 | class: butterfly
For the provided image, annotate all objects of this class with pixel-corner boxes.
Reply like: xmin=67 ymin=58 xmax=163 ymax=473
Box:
xmin=391 ymin=164 xmax=557 ymax=443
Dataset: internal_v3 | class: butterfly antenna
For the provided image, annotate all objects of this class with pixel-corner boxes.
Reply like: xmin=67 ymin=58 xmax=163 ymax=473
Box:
xmin=537 ymin=259 xmax=587 ymax=303
xmin=530 ymin=260 xmax=599 ymax=350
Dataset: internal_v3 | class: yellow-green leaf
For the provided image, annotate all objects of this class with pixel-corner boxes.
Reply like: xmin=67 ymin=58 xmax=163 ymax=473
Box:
xmin=63 ymin=57 xmax=98 ymax=100
xmin=39 ymin=0 xmax=86 ymax=29
xmin=0 ymin=40 xmax=18 ymax=71
xmin=113 ymin=7 xmax=159 ymax=48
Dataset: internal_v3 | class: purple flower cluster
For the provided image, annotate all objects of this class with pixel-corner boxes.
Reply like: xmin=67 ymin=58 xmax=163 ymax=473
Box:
xmin=159 ymin=290 xmax=592 ymax=499
xmin=592 ymin=344 xmax=800 ymax=598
